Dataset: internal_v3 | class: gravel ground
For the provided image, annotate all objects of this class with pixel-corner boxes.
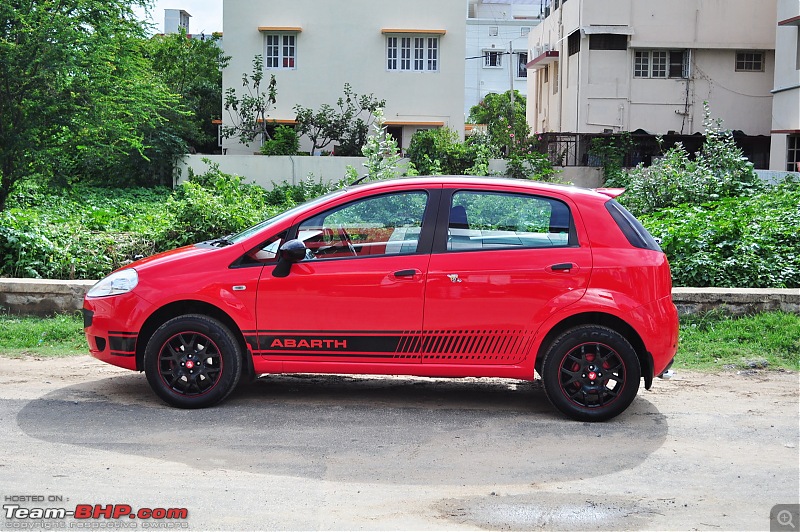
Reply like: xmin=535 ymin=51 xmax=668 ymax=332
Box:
xmin=0 ymin=354 xmax=797 ymax=530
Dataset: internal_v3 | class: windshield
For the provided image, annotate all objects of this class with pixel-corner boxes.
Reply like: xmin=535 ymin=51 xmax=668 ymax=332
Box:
xmin=227 ymin=188 xmax=350 ymax=244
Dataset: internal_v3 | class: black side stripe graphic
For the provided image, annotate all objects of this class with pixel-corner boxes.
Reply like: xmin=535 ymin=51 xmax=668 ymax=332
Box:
xmin=249 ymin=330 xmax=534 ymax=362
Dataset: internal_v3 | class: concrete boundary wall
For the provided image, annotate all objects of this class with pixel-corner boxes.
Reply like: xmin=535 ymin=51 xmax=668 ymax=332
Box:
xmin=0 ymin=279 xmax=797 ymax=317
xmin=175 ymin=155 xmax=604 ymax=190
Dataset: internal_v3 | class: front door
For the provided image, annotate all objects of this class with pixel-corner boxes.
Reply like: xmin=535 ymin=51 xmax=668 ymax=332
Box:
xmin=255 ymin=189 xmax=435 ymax=367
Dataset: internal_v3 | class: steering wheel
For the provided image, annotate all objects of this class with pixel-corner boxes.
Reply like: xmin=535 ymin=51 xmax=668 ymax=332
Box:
xmin=337 ymin=225 xmax=357 ymax=256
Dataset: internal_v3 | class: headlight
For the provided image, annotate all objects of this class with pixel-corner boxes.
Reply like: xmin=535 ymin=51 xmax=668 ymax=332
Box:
xmin=87 ymin=269 xmax=139 ymax=298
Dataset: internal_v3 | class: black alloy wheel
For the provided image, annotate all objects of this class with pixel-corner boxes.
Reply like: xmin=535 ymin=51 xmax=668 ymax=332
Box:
xmin=144 ymin=314 xmax=242 ymax=408
xmin=541 ymin=325 xmax=641 ymax=422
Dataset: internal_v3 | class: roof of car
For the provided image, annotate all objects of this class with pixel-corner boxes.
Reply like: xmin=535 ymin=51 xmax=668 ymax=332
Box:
xmin=348 ymin=175 xmax=614 ymax=202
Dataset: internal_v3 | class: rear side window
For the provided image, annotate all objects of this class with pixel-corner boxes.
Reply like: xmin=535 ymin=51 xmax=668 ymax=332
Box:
xmin=605 ymin=200 xmax=662 ymax=251
xmin=447 ymin=191 xmax=576 ymax=251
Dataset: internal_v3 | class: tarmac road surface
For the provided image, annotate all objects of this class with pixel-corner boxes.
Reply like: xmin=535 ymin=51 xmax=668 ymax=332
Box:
xmin=0 ymin=355 xmax=797 ymax=530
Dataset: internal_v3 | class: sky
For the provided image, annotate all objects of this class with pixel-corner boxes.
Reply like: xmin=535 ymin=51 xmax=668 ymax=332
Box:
xmin=136 ymin=0 xmax=223 ymax=35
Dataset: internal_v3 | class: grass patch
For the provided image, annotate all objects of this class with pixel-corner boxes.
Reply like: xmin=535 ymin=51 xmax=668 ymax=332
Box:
xmin=1 ymin=311 xmax=798 ymax=372
xmin=676 ymin=311 xmax=800 ymax=371
xmin=0 ymin=313 xmax=86 ymax=357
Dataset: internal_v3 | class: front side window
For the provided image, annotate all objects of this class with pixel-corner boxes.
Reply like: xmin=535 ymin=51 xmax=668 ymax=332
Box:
xmin=447 ymin=191 xmax=574 ymax=251
xmin=387 ymin=36 xmax=439 ymax=72
xmin=265 ymin=34 xmax=297 ymax=69
xmin=298 ymin=192 xmax=428 ymax=259
xmin=736 ymin=51 xmax=765 ymax=72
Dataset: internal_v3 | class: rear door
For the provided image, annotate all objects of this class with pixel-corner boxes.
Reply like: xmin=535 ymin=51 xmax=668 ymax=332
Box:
xmin=421 ymin=187 xmax=592 ymax=366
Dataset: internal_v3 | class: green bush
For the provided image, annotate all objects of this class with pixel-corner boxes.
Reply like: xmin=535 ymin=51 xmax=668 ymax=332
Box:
xmin=0 ymin=186 xmax=171 ymax=279
xmin=260 ymin=125 xmax=300 ymax=156
xmin=641 ymin=181 xmax=800 ymax=288
xmin=0 ymin=166 xmax=340 ymax=280
xmin=163 ymin=163 xmax=279 ymax=247
xmin=406 ymin=128 xmax=481 ymax=175
xmin=621 ymin=104 xmax=763 ymax=216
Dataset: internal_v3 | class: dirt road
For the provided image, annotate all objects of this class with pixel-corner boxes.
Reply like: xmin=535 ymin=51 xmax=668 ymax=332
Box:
xmin=0 ymin=355 xmax=798 ymax=530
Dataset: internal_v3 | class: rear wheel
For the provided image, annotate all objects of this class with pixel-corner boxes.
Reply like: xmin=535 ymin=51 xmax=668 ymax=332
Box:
xmin=144 ymin=314 xmax=242 ymax=408
xmin=541 ymin=325 xmax=640 ymax=422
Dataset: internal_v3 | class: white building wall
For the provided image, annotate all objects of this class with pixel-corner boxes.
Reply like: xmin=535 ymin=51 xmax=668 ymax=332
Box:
xmin=164 ymin=9 xmax=191 ymax=34
xmin=222 ymin=0 xmax=467 ymax=155
xmin=527 ymin=0 xmax=778 ymax=137
xmin=465 ymin=20 xmax=537 ymax=118
xmin=464 ymin=1 xmax=541 ymax=119
xmin=769 ymin=0 xmax=800 ymax=171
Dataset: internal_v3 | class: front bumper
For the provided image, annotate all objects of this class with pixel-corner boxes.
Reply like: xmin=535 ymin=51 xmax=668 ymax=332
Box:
xmin=83 ymin=292 xmax=150 ymax=371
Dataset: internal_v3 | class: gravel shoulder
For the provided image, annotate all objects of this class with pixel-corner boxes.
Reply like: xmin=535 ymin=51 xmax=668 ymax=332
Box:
xmin=0 ymin=355 xmax=798 ymax=530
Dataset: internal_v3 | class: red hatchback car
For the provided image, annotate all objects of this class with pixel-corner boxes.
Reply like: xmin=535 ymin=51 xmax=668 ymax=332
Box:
xmin=83 ymin=177 xmax=678 ymax=421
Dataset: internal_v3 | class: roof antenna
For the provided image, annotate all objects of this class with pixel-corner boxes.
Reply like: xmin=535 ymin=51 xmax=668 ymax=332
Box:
xmin=348 ymin=175 xmax=370 ymax=187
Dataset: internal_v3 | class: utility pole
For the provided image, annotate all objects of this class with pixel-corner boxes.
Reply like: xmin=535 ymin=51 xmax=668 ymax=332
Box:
xmin=508 ymin=40 xmax=515 ymax=138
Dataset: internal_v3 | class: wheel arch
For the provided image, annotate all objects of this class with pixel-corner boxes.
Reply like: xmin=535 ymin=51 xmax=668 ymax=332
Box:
xmin=534 ymin=311 xmax=654 ymax=389
xmin=135 ymin=300 xmax=254 ymax=379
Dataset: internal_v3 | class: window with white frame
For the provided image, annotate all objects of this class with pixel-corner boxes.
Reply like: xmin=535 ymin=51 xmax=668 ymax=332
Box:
xmin=387 ymin=35 xmax=439 ymax=72
xmin=735 ymin=51 xmax=765 ymax=72
xmin=634 ymin=50 xmax=687 ymax=78
xmin=264 ymin=33 xmax=297 ymax=69
xmin=484 ymin=50 xmax=503 ymax=68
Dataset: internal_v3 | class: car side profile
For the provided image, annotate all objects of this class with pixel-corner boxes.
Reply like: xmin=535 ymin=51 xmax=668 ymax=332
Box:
xmin=83 ymin=177 xmax=678 ymax=421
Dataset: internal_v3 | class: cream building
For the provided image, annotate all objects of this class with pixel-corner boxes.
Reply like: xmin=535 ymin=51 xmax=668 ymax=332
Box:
xmin=770 ymin=0 xmax=800 ymax=171
xmin=526 ymin=0 xmax=777 ymax=166
xmin=222 ymin=0 xmax=467 ymax=155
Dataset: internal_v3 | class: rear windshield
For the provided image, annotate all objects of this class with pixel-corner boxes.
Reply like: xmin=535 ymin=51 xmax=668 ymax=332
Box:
xmin=605 ymin=200 xmax=662 ymax=252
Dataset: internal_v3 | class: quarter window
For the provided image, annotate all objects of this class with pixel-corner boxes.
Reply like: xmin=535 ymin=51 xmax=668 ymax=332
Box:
xmin=298 ymin=192 xmax=428 ymax=259
xmin=447 ymin=191 xmax=574 ymax=251
xmin=264 ymin=34 xmax=297 ymax=69
xmin=387 ymin=36 xmax=439 ymax=72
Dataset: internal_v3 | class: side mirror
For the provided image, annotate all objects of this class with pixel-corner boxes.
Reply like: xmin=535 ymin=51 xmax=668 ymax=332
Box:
xmin=272 ymin=239 xmax=306 ymax=278
xmin=279 ymin=239 xmax=307 ymax=263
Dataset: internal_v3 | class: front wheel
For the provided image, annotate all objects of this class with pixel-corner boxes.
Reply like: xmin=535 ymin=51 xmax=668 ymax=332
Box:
xmin=540 ymin=325 xmax=641 ymax=422
xmin=144 ymin=314 xmax=242 ymax=408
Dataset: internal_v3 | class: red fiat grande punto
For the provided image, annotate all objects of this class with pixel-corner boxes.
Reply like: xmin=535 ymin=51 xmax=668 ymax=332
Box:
xmin=83 ymin=176 xmax=678 ymax=421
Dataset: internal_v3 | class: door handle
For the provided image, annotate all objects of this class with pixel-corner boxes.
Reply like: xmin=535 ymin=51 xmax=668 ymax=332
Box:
xmin=549 ymin=262 xmax=575 ymax=272
xmin=394 ymin=269 xmax=421 ymax=278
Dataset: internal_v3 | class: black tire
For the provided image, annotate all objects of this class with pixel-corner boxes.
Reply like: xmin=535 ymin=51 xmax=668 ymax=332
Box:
xmin=540 ymin=325 xmax=641 ymax=422
xmin=144 ymin=314 xmax=242 ymax=408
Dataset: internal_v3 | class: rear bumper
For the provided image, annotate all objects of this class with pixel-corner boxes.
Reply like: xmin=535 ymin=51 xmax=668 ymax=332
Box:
xmin=630 ymin=295 xmax=680 ymax=378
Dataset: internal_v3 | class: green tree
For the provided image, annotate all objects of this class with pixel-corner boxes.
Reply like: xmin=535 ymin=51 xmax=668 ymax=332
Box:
xmin=468 ymin=90 xmax=529 ymax=155
xmin=0 ymin=0 xmax=182 ymax=210
xmin=294 ymin=83 xmax=385 ymax=156
xmin=222 ymin=55 xmax=277 ymax=147
xmin=293 ymin=104 xmax=341 ymax=155
xmin=144 ymin=28 xmax=230 ymax=154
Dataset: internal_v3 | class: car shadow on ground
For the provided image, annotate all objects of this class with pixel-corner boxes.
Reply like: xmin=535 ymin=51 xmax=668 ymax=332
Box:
xmin=16 ymin=372 xmax=668 ymax=485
